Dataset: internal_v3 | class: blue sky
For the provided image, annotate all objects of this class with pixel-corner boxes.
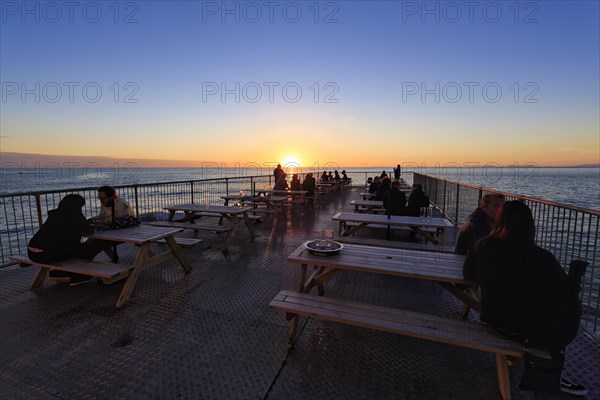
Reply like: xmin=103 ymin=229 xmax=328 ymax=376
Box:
xmin=1 ymin=0 xmax=599 ymax=167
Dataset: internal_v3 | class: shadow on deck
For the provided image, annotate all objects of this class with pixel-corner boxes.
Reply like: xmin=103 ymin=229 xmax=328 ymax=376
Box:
xmin=1 ymin=186 xmax=598 ymax=400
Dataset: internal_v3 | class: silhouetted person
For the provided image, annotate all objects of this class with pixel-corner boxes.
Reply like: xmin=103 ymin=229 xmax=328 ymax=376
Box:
xmin=27 ymin=194 xmax=94 ymax=286
xmin=456 ymin=193 xmax=505 ymax=255
xmin=406 ymin=183 xmax=429 ymax=217
xmin=463 ymin=201 xmax=588 ymax=396
xmin=383 ymin=181 xmax=407 ymax=216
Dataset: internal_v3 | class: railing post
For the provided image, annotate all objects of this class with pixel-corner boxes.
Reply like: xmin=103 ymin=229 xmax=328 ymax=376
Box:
xmin=34 ymin=193 xmax=43 ymax=226
xmin=191 ymin=181 xmax=194 ymax=204
xmin=455 ymin=185 xmax=460 ymax=223
xmin=443 ymin=180 xmax=447 ymax=215
xmin=134 ymin=186 xmax=139 ymax=217
xmin=226 ymin=178 xmax=229 ymax=196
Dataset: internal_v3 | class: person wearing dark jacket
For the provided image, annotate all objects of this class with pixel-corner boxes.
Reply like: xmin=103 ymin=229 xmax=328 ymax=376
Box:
xmin=406 ymin=183 xmax=430 ymax=216
xmin=374 ymin=177 xmax=391 ymax=201
xmin=27 ymin=194 xmax=95 ymax=286
xmin=383 ymin=181 xmax=407 ymax=215
xmin=455 ymin=193 xmax=505 ymax=255
xmin=463 ymin=201 xmax=588 ymax=396
xmin=290 ymin=174 xmax=302 ymax=191
xmin=368 ymin=176 xmax=380 ymax=193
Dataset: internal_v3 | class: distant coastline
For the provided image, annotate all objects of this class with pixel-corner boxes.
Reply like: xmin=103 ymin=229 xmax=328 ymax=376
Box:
xmin=1 ymin=152 xmax=598 ymax=169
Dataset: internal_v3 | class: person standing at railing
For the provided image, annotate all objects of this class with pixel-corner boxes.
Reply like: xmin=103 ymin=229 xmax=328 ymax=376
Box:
xmin=463 ymin=201 xmax=588 ymax=396
xmin=455 ymin=193 xmax=505 ymax=255
xmin=393 ymin=164 xmax=401 ymax=181
xmin=273 ymin=164 xmax=283 ymax=181
xmin=26 ymin=194 xmax=95 ymax=286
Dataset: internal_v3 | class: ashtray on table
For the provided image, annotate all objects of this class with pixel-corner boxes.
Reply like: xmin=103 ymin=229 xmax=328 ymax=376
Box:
xmin=305 ymin=240 xmax=343 ymax=256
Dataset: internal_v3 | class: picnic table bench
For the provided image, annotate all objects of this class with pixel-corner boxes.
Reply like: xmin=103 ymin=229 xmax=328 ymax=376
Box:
xmin=152 ymin=204 xmax=256 ymax=252
xmin=336 ymin=236 xmax=455 ymax=254
xmin=10 ymin=226 xmax=196 ymax=308
xmin=270 ymin=290 xmax=527 ymax=400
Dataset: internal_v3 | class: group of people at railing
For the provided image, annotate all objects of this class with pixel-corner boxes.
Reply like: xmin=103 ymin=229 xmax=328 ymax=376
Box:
xmin=319 ymin=169 xmax=350 ymax=184
xmin=272 ymin=164 xmax=317 ymax=199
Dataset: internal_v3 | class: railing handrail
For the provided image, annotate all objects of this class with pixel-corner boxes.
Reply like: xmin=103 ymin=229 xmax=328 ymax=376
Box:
xmin=416 ymin=173 xmax=600 ymax=216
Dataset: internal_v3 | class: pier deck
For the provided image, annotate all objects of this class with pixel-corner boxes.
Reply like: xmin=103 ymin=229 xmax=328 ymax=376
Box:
xmin=1 ymin=186 xmax=598 ymax=400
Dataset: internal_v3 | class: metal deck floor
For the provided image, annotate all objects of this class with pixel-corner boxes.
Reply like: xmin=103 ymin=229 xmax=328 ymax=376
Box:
xmin=1 ymin=187 xmax=598 ymax=400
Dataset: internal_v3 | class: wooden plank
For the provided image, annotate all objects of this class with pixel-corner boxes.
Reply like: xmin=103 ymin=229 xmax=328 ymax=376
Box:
xmin=269 ymin=290 xmax=524 ymax=356
xmin=336 ymin=237 xmax=455 ymax=254
xmin=156 ymin=237 xmax=203 ymax=248
xmin=148 ymin=221 xmax=229 ymax=232
xmin=10 ymin=254 xmax=131 ymax=279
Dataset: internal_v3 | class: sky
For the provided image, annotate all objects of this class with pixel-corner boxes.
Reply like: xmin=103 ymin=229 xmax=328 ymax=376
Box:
xmin=1 ymin=0 xmax=599 ymax=169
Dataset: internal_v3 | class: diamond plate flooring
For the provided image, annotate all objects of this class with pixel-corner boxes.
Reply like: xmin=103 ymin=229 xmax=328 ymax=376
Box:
xmin=1 ymin=187 xmax=598 ymax=400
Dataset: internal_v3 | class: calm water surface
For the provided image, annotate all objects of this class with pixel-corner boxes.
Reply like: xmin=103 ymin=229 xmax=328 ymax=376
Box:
xmin=1 ymin=166 xmax=598 ymax=211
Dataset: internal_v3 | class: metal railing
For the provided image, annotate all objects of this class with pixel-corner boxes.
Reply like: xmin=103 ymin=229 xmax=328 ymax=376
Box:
xmin=415 ymin=173 xmax=599 ymax=340
xmin=0 ymin=174 xmax=274 ymax=267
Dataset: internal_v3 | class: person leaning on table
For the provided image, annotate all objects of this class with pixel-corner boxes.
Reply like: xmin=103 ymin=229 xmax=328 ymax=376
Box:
xmin=26 ymin=194 xmax=96 ymax=286
xmin=463 ymin=200 xmax=588 ymax=396
xmin=87 ymin=185 xmax=136 ymax=264
xmin=92 ymin=185 xmax=136 ymax=223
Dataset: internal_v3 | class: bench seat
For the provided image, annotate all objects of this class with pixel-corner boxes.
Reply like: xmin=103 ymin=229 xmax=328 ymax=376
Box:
xmin=344 ymin=221 xmax=438 ymax=233
xmin=192 ymin=212 xmax=262 ymax=221
xmin=155 ymin=237 xmax=203 ymax=248
xmin=270 ymin=290 xmax=529 ymax=400
xmin=10 ymin=254 xmax=131 ymax=280
xmin=336 ymin=237 xmax=455 ymax=253
xmin=148 ymin=221 xmax=230 ymax=233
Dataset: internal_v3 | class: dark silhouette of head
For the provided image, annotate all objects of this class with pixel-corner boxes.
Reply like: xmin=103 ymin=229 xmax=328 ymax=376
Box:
xmin=57 ymin=194 xmax=86 ymax=212
xmin=492 ymin=200 xmax=535 ymax=243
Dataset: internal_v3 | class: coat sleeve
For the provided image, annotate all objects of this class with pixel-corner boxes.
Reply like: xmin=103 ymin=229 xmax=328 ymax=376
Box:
xmin=462 ymin=240 xmax=480 ymax=281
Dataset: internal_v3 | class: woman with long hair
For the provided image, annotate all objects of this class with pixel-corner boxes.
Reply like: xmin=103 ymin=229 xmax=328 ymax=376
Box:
xmin=463 ymin=201 xmax=587 ymax=396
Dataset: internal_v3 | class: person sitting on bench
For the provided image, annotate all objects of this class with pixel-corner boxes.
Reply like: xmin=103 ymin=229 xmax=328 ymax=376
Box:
xmin=27 ymin=194 xmax=96 ymax=286
xmin=463 ymin=201 xmax=588 ymax=396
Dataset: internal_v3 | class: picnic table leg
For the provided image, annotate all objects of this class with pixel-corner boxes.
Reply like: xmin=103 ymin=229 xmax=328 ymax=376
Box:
xmin=115 ymin=244 xmax=150 ymax=308
xmin=163 ymin=236 xmax=193 ymax=274
xmin=288 ymin=314 xmax=299 ymax=349
xmin=31 ymin=267 xmax=49 ymax=288
xmin=222 ymin=227 xmax=234 ymax=253
xmin=241 ymin=211 xmax=256 ymax=239
xmin=496 ymin=353 xmax=512 ymax=400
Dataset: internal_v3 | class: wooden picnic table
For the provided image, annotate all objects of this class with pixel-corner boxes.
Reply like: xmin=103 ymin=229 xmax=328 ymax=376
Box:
xmin=243 ymin=195 xmax=288 ymax=215
xmin=287 ymin=241 xmax=478 ymax=312
xmin=271 ymin=242 xmax=525 ymax=400
xmin=154 ymin=203 xmax=256 ymax=252
xmin=88 ymin=225 xmax=193 ymax=307
xmin=350 ymin=199 xmax=385 ymax=213
xmin=332 ymin=212 xmax=454 ymax=244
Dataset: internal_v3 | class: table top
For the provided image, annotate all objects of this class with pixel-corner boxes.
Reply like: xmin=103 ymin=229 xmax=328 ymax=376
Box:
xmin=257 ymin=190 xmax=308 ymax=195
xmin=288 ymin=241 xmax=470 ymax=284
xmin=87 ymin=225 xmax=182 ymax=244
xmin=246 ymin=195 xmax=288 ymax=202
xmin=332 ymin=212 xmax=454 ymax=229
xmin=350 ymin=199 xmax=384 ymax=207
xmin=165 ymin=203 xmax=253 ymax=214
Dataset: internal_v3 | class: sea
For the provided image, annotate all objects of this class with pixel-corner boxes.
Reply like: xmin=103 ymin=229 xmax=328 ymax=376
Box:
xmin=1 ymin=165 xmax=599 ymax=211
